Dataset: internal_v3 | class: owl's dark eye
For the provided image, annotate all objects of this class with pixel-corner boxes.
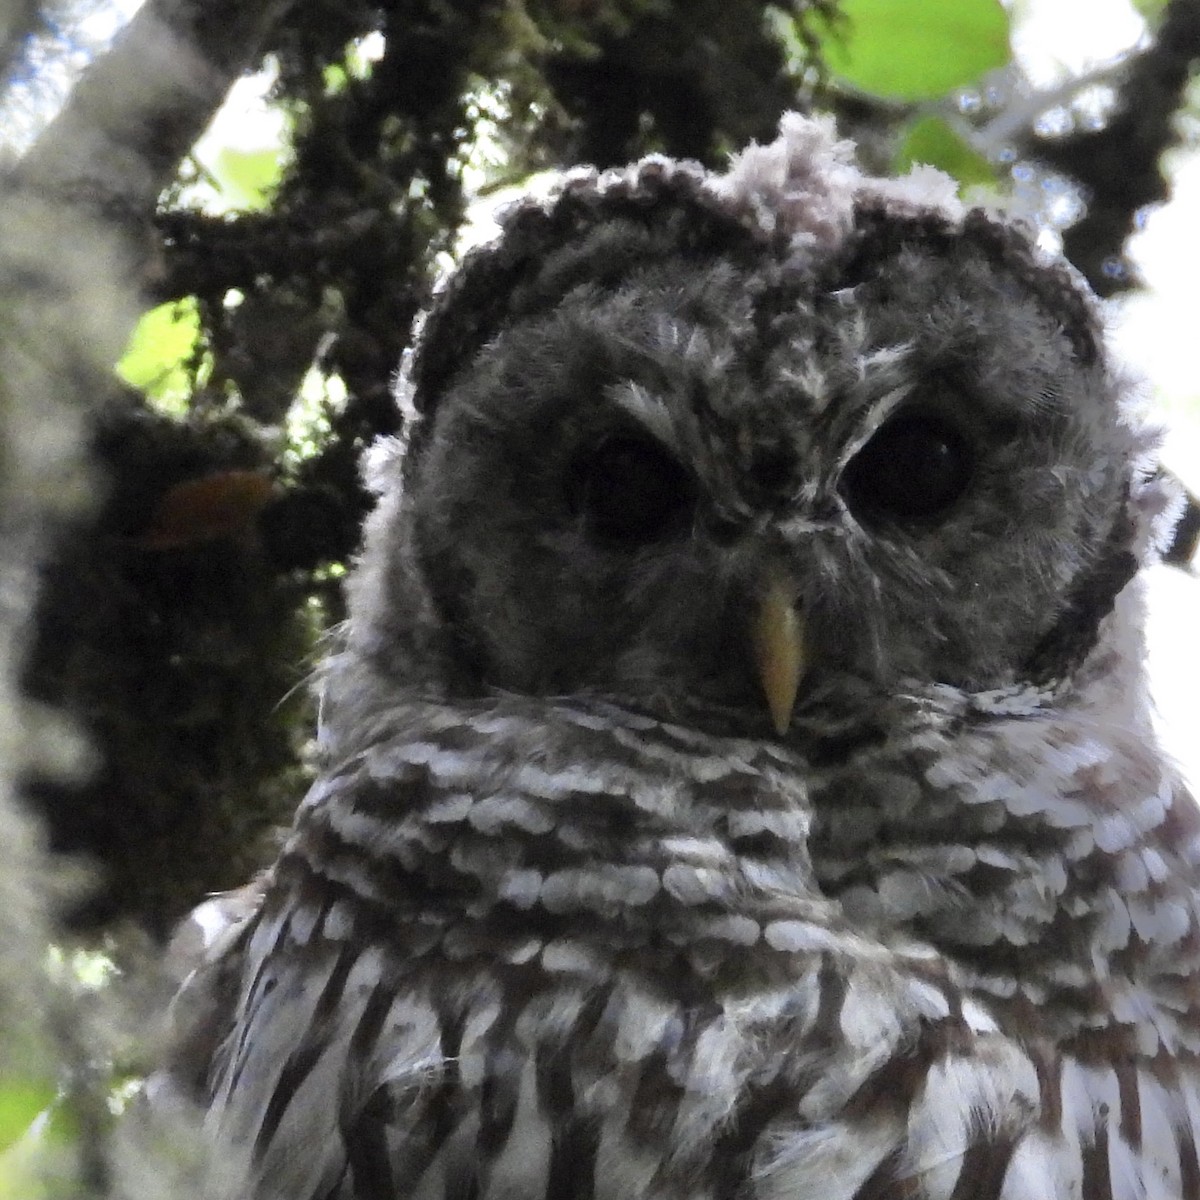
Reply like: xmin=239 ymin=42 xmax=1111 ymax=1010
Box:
xmin=840 ymin=412 xmax=973 ymax=524
xmin=569 ymin=435 xmax=694 ymax=545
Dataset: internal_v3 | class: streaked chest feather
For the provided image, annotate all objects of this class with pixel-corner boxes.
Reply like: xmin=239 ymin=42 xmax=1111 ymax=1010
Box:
xmin=193 ymin=698 xmax=1200 ymax=1200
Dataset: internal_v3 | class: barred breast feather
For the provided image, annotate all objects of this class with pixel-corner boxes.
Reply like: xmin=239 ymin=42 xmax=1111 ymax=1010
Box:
xmin=161 ymin=688 xmax=1200 ymax=1200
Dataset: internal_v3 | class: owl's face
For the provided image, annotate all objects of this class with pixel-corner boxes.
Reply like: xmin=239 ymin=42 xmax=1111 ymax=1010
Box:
xmin=349 ymin=141 xmax=1145 ymax=744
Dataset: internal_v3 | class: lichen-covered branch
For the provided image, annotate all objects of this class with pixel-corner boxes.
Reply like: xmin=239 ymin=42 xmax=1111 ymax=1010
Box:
xmin=17 ymin=0 xmax=297 ymax=220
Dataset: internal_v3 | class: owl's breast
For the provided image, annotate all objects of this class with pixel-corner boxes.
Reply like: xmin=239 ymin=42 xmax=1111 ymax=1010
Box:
xmin=196 ymin=694 xmax=1200 ymax=1198
xmin=209 ymin=872 xmax=1200 ymax=1200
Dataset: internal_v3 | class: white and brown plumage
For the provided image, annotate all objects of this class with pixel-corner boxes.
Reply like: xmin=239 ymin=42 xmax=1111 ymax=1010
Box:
xmin=157 ymin=115 xmax=1200 ymax=1199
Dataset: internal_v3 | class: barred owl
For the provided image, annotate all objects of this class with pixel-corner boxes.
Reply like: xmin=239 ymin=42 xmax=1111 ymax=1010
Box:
xmin=157 ymin=115 xmax=1200 ymax=1200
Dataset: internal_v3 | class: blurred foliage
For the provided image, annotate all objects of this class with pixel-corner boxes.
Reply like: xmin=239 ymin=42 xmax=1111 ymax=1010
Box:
xmin=818 ymin=0 xmax=1009 ymax=100
xmin=23 ymin=402 xmax=319 ymax=932
xmin=116 ymin=300 xmax=206 ymax=413
xmin=895 ymin=115 xmax=996 ymax=187
xmin=206 ymin=146 xmax=288 ymax=213
xmin=0 ymin=1080 xmax=55 ymax=1155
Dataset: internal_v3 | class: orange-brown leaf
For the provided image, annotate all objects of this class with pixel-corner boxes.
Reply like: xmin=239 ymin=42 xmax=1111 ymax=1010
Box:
xmin=138 ymin=470 xmax=275 ymax=549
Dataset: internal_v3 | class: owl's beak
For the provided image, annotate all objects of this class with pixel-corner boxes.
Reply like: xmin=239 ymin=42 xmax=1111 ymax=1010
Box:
xmin=752 ymin=571 xmax=806 ymax=736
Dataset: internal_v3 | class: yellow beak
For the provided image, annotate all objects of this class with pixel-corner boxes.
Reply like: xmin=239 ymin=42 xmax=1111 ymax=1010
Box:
xmin=752 ymin=572 xmax=806 ymax=736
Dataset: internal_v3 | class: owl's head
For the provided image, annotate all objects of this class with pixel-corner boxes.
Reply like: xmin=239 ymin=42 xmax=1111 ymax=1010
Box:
xmin=333 ymin=115 xmax=1174 ymax=748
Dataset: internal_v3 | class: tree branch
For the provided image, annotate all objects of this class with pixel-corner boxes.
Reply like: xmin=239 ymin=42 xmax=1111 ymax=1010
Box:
xmin=0 ymin=0 xmax=41 ymax=98
xmin=1020 ymin=0 xmax=1200 ymax=295
xmin=15 ymin=0 xmax=298 ymax=228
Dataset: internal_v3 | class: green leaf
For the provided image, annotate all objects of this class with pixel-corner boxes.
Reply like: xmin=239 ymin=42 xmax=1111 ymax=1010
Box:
xmin=820 ymin=0 xmax=1010 ymax=100
xmin=115 ymin=298 xmax=202 ymax=409
xmin=1131 ymin=0 xmax=1168 ymax=17
xmin=0 ymin=1154 xmax=45 ymax=1200
xmin=37 ymin=1097 xmax=77 ymax=1148
xmin=210 ymin=146 xmax=284 ymax=212
xmin=895 ymin=116 xmax=995 ymax=188
xmin=0 ymin=1078 xmax=55 ymax=1153
xmin=323 ymin=62 xmax=348 ymax=95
